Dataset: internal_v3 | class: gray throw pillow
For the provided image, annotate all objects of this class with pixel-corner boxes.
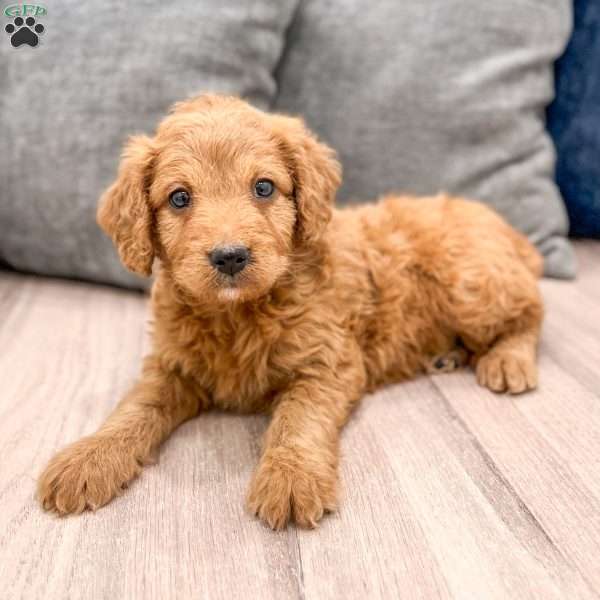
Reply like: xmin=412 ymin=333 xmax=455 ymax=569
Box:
xmin=1 ymin=0 xmax=576 ymax=285
xmin=274 ymin=0 xmax=576 ymax=278
xmin=0 ymin=1 xmax=297 ymax=288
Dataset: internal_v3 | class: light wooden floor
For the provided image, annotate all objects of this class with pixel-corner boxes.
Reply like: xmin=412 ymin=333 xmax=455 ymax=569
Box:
xmin=1 ymin=242 xmax=600 ymax=600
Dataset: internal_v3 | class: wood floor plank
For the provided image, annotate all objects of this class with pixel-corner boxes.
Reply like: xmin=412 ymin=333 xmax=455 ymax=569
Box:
xmin=297 ymin=394 xmax=452 ymax=600
xmin=514 ymin=356 xmax=600 ymax=501
xmin=431 ymin=365 xmax=600 ymax=595
xmin=294 ymin=374 xmax=597 ymax=600
xmin=368 ymin=380 xmax=591 ymax=599
xmin=539 ymin=278 xmax=600 ymax=398
xmin=0 ymin=275 xmax=301 ymax=600
xmin=2 ymin=239 xmax=600 ymax=600
xmin=572 ymin=241 xmax=600 ymax=299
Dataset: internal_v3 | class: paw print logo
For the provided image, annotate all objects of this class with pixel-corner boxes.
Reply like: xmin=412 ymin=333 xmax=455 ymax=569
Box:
xmin=5 ymin=16 xmax=44 ymax=47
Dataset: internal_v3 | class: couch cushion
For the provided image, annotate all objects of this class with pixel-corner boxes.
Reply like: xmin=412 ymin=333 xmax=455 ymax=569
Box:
xmin=547 ymin=0 xmax=600 ymax=239
xmin=0 ymin=1 xmax=297 ymax=288
xmin=274 ymin=0 xmax=576 ymax=278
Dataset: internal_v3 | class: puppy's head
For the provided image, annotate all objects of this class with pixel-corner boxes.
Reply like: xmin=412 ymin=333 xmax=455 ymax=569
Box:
xmin=98 ymin=95 xmax=341 ymax=304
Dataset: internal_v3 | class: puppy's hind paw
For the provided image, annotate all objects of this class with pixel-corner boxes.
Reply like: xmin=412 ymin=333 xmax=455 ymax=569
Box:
xmin=476 ymin=350 xmax=537 ymax=394
xmin=426 ymin=347 xmax=470 ymax=374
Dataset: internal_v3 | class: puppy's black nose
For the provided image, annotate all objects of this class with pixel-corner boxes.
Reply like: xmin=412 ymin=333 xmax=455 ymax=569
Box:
xmin=209 ymin=245 xmax=250 ymax=276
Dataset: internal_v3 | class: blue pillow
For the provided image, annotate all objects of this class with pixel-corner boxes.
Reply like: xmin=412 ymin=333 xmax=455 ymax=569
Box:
xmin=547 ymin=0 xmax=600 ymax=238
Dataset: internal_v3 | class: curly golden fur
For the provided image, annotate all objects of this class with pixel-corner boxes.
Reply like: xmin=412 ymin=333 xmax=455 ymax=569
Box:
xmin=38 ymin=95 xmax=543 ymax=529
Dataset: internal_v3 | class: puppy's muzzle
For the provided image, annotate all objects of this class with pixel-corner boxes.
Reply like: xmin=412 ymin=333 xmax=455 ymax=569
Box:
xmin=209 ymin=245 xmax=250 ymax=276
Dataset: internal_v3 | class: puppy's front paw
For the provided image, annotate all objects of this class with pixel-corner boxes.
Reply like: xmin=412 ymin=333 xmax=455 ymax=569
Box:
xmin=38 ymin=435 xmax=144 ymax=515
xmin=476 ymin=349 xmax=537 ymax=394
xmin=247 ymin=447 xmax=337 ymax=530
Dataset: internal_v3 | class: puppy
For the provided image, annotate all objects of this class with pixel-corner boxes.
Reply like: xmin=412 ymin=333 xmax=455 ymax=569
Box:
xmin=38 ymin=95 xmax=543 ymax=529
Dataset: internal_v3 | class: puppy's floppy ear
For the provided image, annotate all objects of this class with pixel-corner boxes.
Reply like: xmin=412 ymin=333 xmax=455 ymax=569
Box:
xmin=97 ymin=135 xmax=157 ymax=276
xmin=269 ymin=115 xmax=341 ymax=245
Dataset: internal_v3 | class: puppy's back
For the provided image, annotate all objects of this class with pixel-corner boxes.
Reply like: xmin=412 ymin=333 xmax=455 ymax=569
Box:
xmin=352 ymin=194 xmax=543 ymax=279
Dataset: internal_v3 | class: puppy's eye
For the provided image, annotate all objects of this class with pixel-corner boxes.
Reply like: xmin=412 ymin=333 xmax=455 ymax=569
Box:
xmin=254 ymin=179 xmax=275 ymax=199
xmin=169 ymin=189 xmax=190 ymax=210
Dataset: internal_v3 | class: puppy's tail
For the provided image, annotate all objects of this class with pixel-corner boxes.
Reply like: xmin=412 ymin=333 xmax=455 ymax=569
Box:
xmin=510 ymin=229 xmax=544 ymax=278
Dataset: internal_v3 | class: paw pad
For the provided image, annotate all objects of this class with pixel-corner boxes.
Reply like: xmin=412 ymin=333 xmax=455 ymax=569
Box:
xmin=5 ymin=16 xmax=44 ymax=48
xmin=426 ymin=347 xmax=470 ymax=374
